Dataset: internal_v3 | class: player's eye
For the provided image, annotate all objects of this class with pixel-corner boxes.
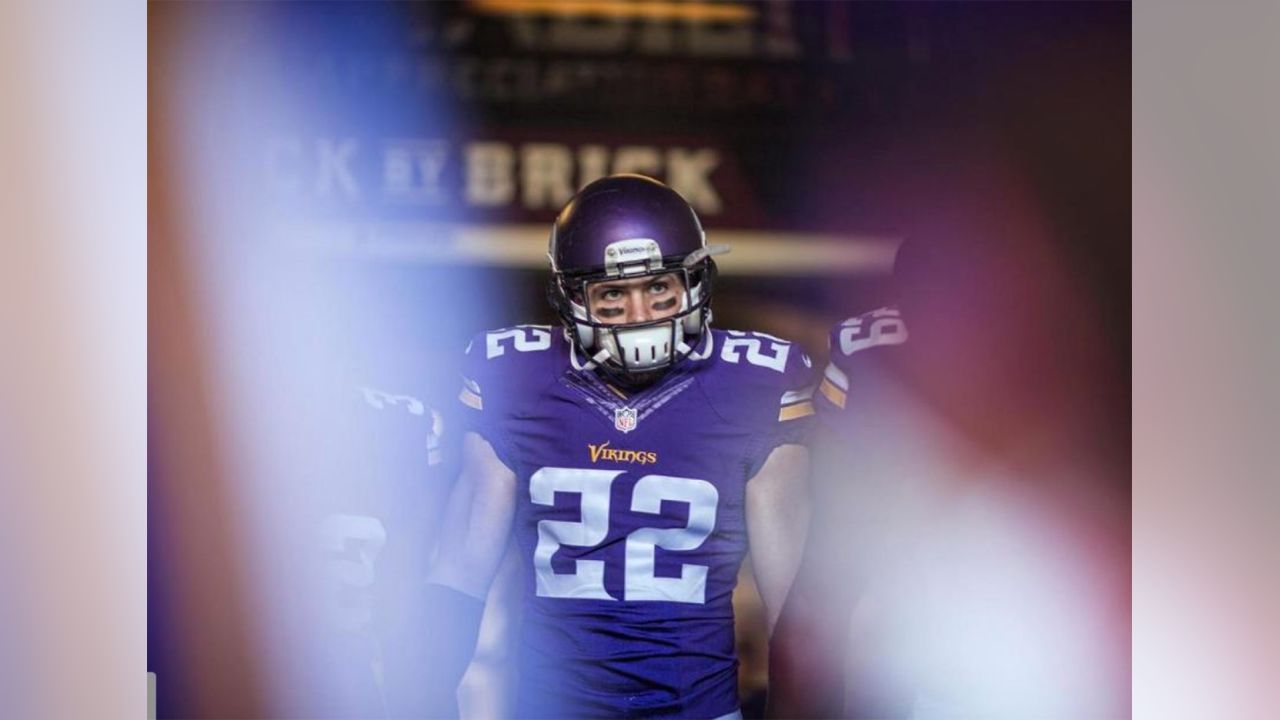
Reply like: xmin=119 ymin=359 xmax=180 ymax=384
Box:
xmin=647 ymin=281 xmax=669 ymax=295
xmin=600 ymin=288 xmax=623 ymax=302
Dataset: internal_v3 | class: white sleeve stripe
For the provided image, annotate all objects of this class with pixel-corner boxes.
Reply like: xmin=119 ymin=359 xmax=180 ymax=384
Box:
xmin=780 ymin=384 xmax=816 ymax=405
xmin=462 ymin=376 xmax=481 ymax=395
xmin=823 ymin=363 xmax=849 ymax=392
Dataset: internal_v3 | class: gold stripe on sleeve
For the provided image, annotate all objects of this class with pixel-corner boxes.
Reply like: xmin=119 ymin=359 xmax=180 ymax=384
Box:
xmin=778 ymin=401 xmax=815 ymax=422
xmin=818 ymin=378 xmax=847 ymax=409
xmin=458 ymin=387 xmax=483 ymax=411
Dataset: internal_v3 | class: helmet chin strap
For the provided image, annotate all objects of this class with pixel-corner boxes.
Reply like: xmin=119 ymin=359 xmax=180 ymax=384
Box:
xmin=581 ymin=347 xmax=611 ymax=371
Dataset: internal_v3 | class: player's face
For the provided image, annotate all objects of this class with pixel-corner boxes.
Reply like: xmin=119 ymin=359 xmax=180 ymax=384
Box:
xmin=585 ymin=273 xmax=686 ymax=325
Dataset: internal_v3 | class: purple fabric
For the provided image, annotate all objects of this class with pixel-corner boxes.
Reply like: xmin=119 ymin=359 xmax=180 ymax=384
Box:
xmin=457 ymin=327 xmax=814 ymax=718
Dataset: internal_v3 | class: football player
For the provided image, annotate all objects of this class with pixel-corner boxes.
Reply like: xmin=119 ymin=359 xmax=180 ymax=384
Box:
xmin=315 ymin=383 xmax=444 ymax=718
xmin=412 ymin=175 xmax=817 ymax=719
xmin=786 ymin=278 xmax=1125 ymax=720
xmin=769 ymin=306 xmax=912 ymax=719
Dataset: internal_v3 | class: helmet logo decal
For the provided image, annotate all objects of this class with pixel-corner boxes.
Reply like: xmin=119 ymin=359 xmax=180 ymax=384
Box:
xmin=614 ymin=407 xmax=639 ymax=433
xmin=604 ymin=238 xmax=663 ymax=276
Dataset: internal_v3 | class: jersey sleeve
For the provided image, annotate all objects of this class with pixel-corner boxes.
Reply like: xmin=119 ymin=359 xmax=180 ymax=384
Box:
xmin=454 ymin=325 xmax=559 ymax=471
xmin=753 ymin=339 xmax=817 ymax=477
xmin=355 ymin=385 xmax=443 ymax=468
xmin=455 ymin=331 xmax=516 ymax=468
xmin=814 ymin=306 xmax=909 ymax=420
xmin=715 ymin=332 xmax=819 ymax=481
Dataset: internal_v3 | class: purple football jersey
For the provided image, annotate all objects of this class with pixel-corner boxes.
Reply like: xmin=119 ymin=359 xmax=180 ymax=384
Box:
xmin=457 ymin=325 xmax=815 ymax=719
xmin=813 ymin=306 xmax=909 ymax=420
xmin=307 ymin=383 xmax=444 ymax=718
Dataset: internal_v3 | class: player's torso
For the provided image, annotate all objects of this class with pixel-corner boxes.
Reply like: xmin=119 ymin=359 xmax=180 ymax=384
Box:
xmin=507 ymin=360 xmax=754 ymax=609
xmin=472 ymin=326 xmax=810 ymax=718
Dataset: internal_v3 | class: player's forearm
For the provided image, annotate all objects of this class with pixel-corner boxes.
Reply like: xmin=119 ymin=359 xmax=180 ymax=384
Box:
xmin=746 ymin=444 xmax=812 ymax=636
xmin=407 ymin=491 xmax=511 ymax=714
xmin=426 ymin=512 xmax=512 ymax=600
xmin=427 ymin=434 xmax=517 ymax=598
xmin=755 ymin=510 xmax=810 ymax=637
xmin=755 ymin=504 xmax=811 ymax=720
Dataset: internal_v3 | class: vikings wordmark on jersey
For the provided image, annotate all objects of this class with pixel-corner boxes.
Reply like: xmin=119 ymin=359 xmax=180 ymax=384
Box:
xmin=457 ymin=325 xmax=814 ymax=719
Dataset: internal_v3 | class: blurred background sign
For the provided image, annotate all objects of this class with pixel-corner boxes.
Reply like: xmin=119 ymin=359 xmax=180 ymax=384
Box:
xmin=202 ymin=1 xmax=919 ymax=273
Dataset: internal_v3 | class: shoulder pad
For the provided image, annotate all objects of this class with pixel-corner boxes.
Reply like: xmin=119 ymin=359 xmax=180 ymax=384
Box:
xmin=705 ymin=329 xmax=817 ymax=429
xmin=355 ymin=385 xmax=444 ymax=465
xmin=468 ymin=325 xmax=557 ymax=362
xmin=459 ymin=325 xmax=561 ymax=416
xmin=718 ymin=329 xmax=807 ymax=376
xmin=829 ymin=306 xmax=909 ymax=357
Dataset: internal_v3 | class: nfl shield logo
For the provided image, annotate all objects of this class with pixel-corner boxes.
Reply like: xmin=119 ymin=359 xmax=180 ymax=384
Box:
xmin=614 ymin=407 xmax=638 ymax=433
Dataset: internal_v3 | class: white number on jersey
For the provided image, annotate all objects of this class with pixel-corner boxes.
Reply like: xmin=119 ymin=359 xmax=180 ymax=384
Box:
xmin=529 ymin=467 xmax=617 ymax=600
xmin=530 ymin=467 xmax=719 ymax=604
xmin=626 ymin=474 xmax=719 ymax=603
xmin=838 ymin=307 xmax=908 ymax=355
xmin=320 ymin=513 xmax=387 ymax=632
xmin=486 ymin=326 xmax=552 ymax=358
xmin=721 ymin=330 xmax=792 ymax=373
xmin=359 ymin=387 xmax=426 ymax=415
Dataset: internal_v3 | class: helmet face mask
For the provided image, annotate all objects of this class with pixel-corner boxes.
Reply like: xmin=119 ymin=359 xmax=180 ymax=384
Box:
xmin=553 ymin=263 xmax=716 ymax=384
xmin=547 ymin=175 xmax=725 ymax=387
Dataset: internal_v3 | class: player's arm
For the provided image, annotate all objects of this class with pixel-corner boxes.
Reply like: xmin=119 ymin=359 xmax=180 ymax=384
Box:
xmin=388 ymin=432 xmax=516 ymax=718
xmin=427 ymin=431 xmax=518 ymax=597
xmin=814 ymin=306 xmax=908 ymax=419
xmin=457 ymin=541 xmax=522 ymax=720
xmin=745 ymin=442 xmax=812 ymax=637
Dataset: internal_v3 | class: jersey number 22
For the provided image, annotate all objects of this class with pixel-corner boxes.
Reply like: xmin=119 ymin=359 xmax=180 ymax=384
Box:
xmin=530 ymin=467 xmax=718 ymax=604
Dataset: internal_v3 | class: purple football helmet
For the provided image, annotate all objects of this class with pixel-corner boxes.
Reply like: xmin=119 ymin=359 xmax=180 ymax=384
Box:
xmin=548 ymin=174 xmax=728 ymax=385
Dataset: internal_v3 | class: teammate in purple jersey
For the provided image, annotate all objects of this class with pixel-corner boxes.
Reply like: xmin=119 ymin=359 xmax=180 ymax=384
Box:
xmin=416 ymin=175 xmax=816 ymax=719
xmin=322 ymin=381 xmax=448 ymax=712
xmin=308 ymin=382 xmax=445 ymax=718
